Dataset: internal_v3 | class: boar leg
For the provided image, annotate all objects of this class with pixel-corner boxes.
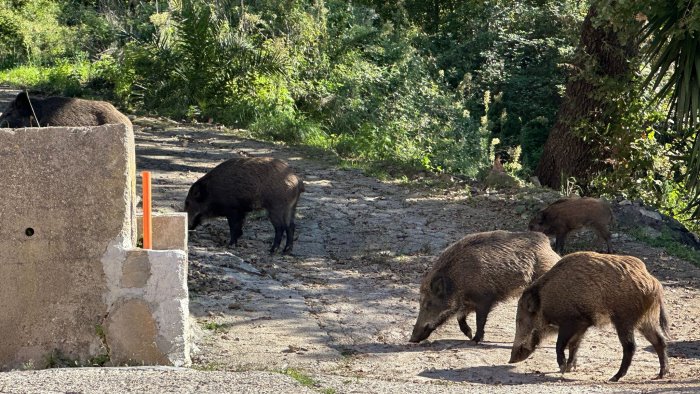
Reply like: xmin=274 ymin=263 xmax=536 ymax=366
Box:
xmin=554 ymin=232 xmax=568 ymax=255
xmin=564 ymin=329 xmax=588 ymax=372
xmin=457 ymin=315 xmax=473 ymax=339
xmin=226 ymin=212 xmax=247 ymax=246
xmin=268 ymin=210 xmax=287 ymax=254
xmin=472 ymin=301 xmax=494 ymax=343
xmin=639 ymin=324 xmax=669 ymax=379
xmin=282 ymin=204 xmax=297 ymax=254
xmin=556 ymin=322 xmax=589 ymax=373
xmin=593 ymin=224 xmax=613 ymax=253
xmin=282 ymin=222 xmax=296 ymax=254
xmin=610 ymin=325 xmax=636 ymax=382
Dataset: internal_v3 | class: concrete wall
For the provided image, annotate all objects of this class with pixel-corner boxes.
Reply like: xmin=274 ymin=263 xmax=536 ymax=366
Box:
xmin=0 ymin=125 xmax=190 ymax=369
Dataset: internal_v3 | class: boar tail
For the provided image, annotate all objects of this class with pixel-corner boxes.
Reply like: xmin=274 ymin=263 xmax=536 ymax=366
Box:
xmin=659 ymin=301 xmax=671 ymax=339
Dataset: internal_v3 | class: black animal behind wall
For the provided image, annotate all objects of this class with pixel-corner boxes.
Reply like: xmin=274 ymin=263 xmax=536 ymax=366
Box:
xmin=0 ymin=91 xmax=131 ymax=128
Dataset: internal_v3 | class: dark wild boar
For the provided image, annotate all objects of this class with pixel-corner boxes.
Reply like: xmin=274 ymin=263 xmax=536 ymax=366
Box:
xmin=185 ymin=157 xmax=304 ymax=254
xmin=409 ymin=230 xmax=560 ymax=344
xmin=529 ymin=197 xmax=613 ymax=254
xmin=509 ymin=252 xmax=669 ymax=382
xmin=0 ymin=91 xmax=131 ymax=128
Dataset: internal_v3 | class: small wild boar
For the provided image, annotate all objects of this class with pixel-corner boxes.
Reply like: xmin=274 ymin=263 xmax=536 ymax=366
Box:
xmin=409 ymin=230 xmax=560 ymax=344
xmin=529 ymin=197 xmax=613 ymax=254
xmin=509 ymin=252 xmax=669 ymax=382
xmin=0 ymin=91 xmax=131 ymax=128
xmin=185 ymin=157 xmax=304 ymax=254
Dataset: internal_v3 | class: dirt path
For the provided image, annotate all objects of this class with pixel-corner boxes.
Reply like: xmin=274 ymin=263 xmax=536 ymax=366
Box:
xmin=135 ymin=118 xmax=700 ymax=392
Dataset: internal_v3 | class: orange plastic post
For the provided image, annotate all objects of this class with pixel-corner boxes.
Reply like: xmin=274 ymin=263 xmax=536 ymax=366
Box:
xmin=142 ymin=171 xmax=152 ymax=249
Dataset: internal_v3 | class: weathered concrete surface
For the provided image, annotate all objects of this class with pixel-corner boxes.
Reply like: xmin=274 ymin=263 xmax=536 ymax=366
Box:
xmin=0 ymin=125 xmax=136 ymax=369
xmin=137 ymin=213 xmax=188 ymax=251
xmin=0 ymin=124 xmax=190 ymax=369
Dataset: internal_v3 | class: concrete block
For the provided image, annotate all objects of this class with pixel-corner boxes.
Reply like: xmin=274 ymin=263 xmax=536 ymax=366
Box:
xmin=0 ymin=125 xmax=190 ymax=369
xmin=136 ymin=213 xmax=188 ymax=251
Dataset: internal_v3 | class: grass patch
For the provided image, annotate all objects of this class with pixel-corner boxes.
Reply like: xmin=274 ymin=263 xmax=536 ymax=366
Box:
xmin=201 ymin=321 xmax=230 ymax=332
xmin=1 ymin=62 xmax=88 ymax=95
xmin=630 ymin=228 xmax=700 ymax=267
xmin=278 ymin=368 xmax=338 ymax=393
xmin=44 ymin=350 xmax=81 ymax=368
xmin=0 ymin=58 xmax=122 ymax=101
xmin=281 ymin=368 xmax=316 ymax=387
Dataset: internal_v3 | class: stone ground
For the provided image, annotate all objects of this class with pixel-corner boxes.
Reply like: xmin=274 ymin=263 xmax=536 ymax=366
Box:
xmin=1 ymin=87 xmax=699 ymax=393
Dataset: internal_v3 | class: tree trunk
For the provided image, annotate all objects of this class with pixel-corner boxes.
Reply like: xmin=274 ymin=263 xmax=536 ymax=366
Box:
xmin=535 ymin=5 xmax=638 ymax=189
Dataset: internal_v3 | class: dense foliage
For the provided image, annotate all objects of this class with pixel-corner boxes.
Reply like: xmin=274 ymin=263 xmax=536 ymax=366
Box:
xmin=0 ymin=0 xmax=583 ymax=177
xmin=1 ymin=0 xmax=699 ymax=227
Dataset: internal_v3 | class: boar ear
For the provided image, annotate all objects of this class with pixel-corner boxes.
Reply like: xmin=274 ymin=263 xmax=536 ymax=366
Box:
xmin=522 ymin=289 xmax=540 ymax=313
xmin=13 ymin=91 xmax=33 ymax=116
xmin=537 ymin=211 xmax=547 ymax=223
xmin=430 ymin=275 xmax=451 ymax=299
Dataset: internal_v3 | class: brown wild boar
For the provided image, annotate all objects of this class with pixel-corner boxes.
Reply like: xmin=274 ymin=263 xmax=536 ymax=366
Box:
xmin=185 ymin=157 xmax=304 ymax=254
xmin=529 ymin=197 xmax=613 ymax=254
xmin=509 ymin=252 xmax=669 ymax=382
xmin=409 ymin=230 xmax=560 ymax=344
xmin=0 ymin=91 xmax=131 ymax=128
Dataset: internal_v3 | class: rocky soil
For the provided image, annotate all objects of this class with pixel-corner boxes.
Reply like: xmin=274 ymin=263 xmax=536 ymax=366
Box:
xmin=1 ymin=87 xmax=699 ymax=393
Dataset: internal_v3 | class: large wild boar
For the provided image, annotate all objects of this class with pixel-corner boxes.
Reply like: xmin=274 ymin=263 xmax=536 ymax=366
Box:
xmin=509 ymin=252 xmax=669 ymax=382
xmin=185 ymin=157 xmax=304 ymax=254
xmin=529 ymin=197 xmax=613 ymax=254
xmin=0 ymin=91 xmax=131 ymax=128
xmin=409 ymin=230 xmax=560 ymax=344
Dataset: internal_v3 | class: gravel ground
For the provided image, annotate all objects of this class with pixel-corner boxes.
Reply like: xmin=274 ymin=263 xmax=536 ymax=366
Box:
xmin=0 ymin=88 xmax=699 ymax=393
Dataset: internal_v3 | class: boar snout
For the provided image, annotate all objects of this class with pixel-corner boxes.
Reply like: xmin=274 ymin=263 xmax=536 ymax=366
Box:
xmin=187 ymin=211 xmax=202 ymax=230
xmin=409 ymin=324 xmax=434 ymax=343
xmin=509 ymin=343 xmax=535 ymax=364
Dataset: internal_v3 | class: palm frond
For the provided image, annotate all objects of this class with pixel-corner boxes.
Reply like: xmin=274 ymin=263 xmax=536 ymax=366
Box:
xmin=641 ymin=0 xmax=700 ymax=216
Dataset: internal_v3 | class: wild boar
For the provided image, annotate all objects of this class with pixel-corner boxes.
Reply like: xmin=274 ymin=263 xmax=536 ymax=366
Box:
xmin=509 ymin=252 xmax=669 ymax=382
xmin=529 ymin=197 xmax=613 ymax=254
xmin=0 ymin=91 xmax=131 ymax=128
xmin=185 ymin=157 xmax=304 ymax=254
xmin=409 ymin=230 xmax=560 ymax=344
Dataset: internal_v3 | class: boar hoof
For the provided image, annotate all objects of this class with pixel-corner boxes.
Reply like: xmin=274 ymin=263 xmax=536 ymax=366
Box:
xmin=560 ymin=359 xmax=576 ymax=373
xmin=458 ymin=319 xmax=473 ymax=339
xmin=609 ymin=375 xmax=621 ymax=382
xmin=462 ymin=328 xmax=473 ymax=340
xmin=471 ymin=334 xmax=483 ymax=344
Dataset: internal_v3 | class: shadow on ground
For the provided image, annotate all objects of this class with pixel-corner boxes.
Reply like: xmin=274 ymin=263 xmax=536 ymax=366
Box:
xmin=335 ymin=339 xmax=513 ymax=356
xmin=668 ymin=340 xmax=700 ymax=359
xmin=417 ymin=364 xmax=569 ymax=384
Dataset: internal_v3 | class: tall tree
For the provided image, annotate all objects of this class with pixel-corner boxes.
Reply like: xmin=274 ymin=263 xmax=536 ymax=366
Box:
xmin=535 ymin=5 xmax=638 ymax=189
